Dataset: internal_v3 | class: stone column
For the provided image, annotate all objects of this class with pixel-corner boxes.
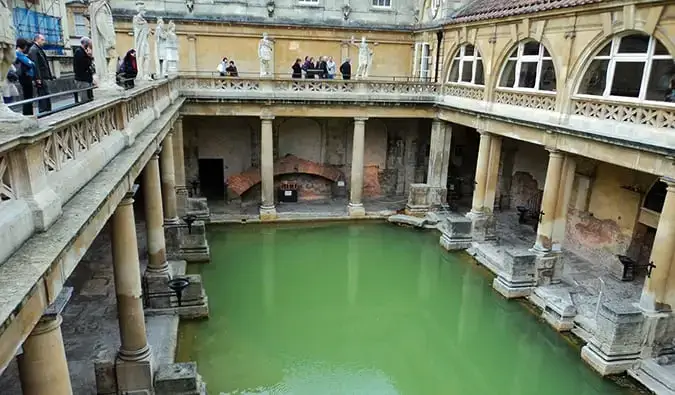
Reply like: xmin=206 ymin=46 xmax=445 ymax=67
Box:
xmin=142 ymin=152 xmax=169 ymax=274
xmin=482 ymin=135 xmax=502 ymax=214
xmin=111 ymin=192 xmax=151 ymax=362
xmin=172 ymin=117 xmax=189 ymax=216
xmin=18 ymin=315 xmax=72 ymax=395
xmin=640 ymin=177 xmax=675 ymax=313
xmin=533 ymin=149 xmax=565 ymax=252
xmin=260 ymin=115 xmax=277 ymax=220
xmin=348 ymin=117 xmax=368 ymax=217
xmin=470 ymin=131 xmax=492 ymax=214
xmin=551 ymin=156 xmax=576 ymax=251
xmin=426 ymin=119 xmax=451 ymax=188
xmin=160 ymin=133 xmax=180 ymax=225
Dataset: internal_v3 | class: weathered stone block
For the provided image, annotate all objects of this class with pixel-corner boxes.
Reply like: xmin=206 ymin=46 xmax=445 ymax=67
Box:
xmin=348 ymin=204 xmax=366 ymax=217
xmin=582 ymin=301 xmax=644 ymax=375
xmin=187 ymin=197 xmax=209 ymax=221
xmin=94 ymin=359 xmax=117 ymax=395
xmin=465 ymin=211 xmax=496 ymax=241
xmin=155 ymin=363 xmax=200 ymax=394
xmin=493 ymin=250 xmax=537 ymax=299
xmin=95 ymin=356 xmax=154 ymax=394
xmin=534 ymin=253 xmax=562 ymax=285
xmin=439 ymin=217 xmax=473 ymax=251
xmin=405 ymin=183 xmax=445 ymax=216
xmin=179 ymin=221 xmax=211 ymax=263
xmin=144 ymin=272 xmax=172 ymax=309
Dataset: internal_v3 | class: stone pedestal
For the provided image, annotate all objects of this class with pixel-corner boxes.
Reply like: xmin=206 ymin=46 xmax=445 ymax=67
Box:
xmin=581 ymin=301 xmax=645 ymax=375
xmin=155 ymin=362 xmax=206 ymax=394
xmin=492 ymin=250 xmax=537 ymax=299
xmin=439 ymin=216 xmax=472 ymax=251
xmin=405 ymin=183 xmax=445 ymax=216
xmin=465 ymin=211 xmax=496 ymax=241
xmin=260 ymin=205 xmax=278 ymax=221
xmin=180 ymin=220 xmax=211 ymax=263
xmin=144 ymin=273 xmax=209 ymax=320
xmin=533 ymin=251 xmax=563 ymax=285
xmin=95 ymin=357 xmax=154 ymax=395
xmin=176 ymin=187 xmax=189 ymax=217
xmin=187 ymin=197 xmax=210 ymax=221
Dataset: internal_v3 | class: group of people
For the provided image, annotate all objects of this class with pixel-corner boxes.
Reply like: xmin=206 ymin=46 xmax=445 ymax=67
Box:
xmin=217 ymin=57 xmax=239 ymax=77
xmin=291 ymin=56 xmax=352 ymax=80
xmin=3 ymin=34 xmax=54 ymax=115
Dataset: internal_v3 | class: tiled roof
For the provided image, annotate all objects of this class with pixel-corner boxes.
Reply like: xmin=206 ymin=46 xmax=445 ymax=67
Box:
xmin=450 ymin=0 xmax=604 ymax=24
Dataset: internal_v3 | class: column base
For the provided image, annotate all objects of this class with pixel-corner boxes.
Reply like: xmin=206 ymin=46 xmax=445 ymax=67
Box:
xmin=259 ymin=205 xmax=277 ymax=221
xmin=155 ymin=362 xmax=207 ymax=394
xmin=164 ymin=217 xmax=181 ymax=226
xmin=143 ymin=270 xmax=172 ymax=309
xmin=492 ymin=276 xmax=536 ymax=299
xmin=465 ymin=211 xmax=496 ymax=241
xmin=95 ymin=352 xmax=154 ymax=395
xmin=439 ymin=217 xmax=473 ymax=251
xmin=144 ymin=273 xmax=210 ymax=320
xmin=492 ymin=249 xmax=537 ymax=299
xmin=348 ymin=203 xmax=366 ymax=217
xmin=581 ymin=344 xmax=640 ymax=376
xmin=176 ymin=187 xmax=189 ymax=217
xmin=166 ymin=221 xmax=211 ymax=263
xmin=530 ymin=249 xmax=563 ymax=285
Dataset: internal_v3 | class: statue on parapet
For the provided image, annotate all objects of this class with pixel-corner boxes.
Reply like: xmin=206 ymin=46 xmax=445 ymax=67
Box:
xmin=166 ymin=20 xmax=179 ymax=75
xmin=133 ymin=1 xmax=151 ymax=80
xmin=258 ymin=32 xmax=275 ymax=77
xmin=348 ymin=36 xmax=379 ymax=79
xmin=89 ymin=0 xmax=121 ymax=91
xmin=154 ymin=18 xmax=168 ymax=78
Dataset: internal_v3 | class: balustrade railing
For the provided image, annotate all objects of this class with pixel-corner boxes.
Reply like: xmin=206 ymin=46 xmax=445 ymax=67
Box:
xmin=572 ymin=96 xmax=675 ymax=129
xmin=494 ymin=89 xmax=557 ymax=111
xmin=443 ymin=83 xmax=485 ymax=101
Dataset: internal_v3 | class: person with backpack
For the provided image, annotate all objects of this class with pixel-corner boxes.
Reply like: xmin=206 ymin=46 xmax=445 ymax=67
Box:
xmin=120 ymin=49 xmax=138 ymax=89
xmin=14 ymin=38 xmax=36 ymax=115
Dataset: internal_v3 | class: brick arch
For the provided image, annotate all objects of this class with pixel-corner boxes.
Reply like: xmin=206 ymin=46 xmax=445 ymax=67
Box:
xmin=227 ymin=154 xmax=344 ymax=196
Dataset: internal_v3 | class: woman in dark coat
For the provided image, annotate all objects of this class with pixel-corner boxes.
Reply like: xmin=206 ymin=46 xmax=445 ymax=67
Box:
xmin=121 ymin=49 xmax=138 ymax=89
xmin=291 ymin=58 xmax=302 ymax=78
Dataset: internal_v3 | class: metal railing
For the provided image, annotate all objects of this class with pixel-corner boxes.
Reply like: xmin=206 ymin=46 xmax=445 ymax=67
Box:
xmin=7 ymin=84 xmax=98 ymax=118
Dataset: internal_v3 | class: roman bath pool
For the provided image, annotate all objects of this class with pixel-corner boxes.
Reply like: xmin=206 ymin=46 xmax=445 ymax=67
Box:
xmin=177 ymin=222 xmax=638 ymax=395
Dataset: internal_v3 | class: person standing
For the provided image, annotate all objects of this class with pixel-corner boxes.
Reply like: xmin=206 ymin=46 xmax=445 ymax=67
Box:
xmin=226 ymin=60 xmax=238 ymax=77
xmin=2 ymin=64 xmax=19 ymax=104
xmin=326 ymin=56 xmax=336 ymax=79
xmin=340 ymin=58 xmax=351 ymax=80
xmin=73 ymin=36 xmax=95 ymax=102
xmin=14 ymin=38 xmax=36 ymax=115
xmin=318 ymin=56 xmax=328 ymax=79
xmin=120 ymin=49 xmax=138 ymax=89
xmin=217 ymin=57 xmax=228 ymax=76
xmin=291 ymin=58 xmax=302 ymax=78
xmin=28 ymin=34 xmax=53 ymax=113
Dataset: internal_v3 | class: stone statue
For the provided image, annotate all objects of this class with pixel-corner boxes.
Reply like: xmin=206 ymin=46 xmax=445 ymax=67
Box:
xmin=349 ymin=36 xmax=379 ymax=79
xmin=133 ymin=2 xmax=151 ymax=80
xmin=0 ymin=0 xmax=26 ymax=121
xmin=258 ymin=32 xmax=275 ymax=77
xmin=166 ymin=21 xmax=179 ymax=75
xmin=90 ymin=0 xmax=120 ymax=90
xmin=154 ymin=18 xmax=168 ymax=77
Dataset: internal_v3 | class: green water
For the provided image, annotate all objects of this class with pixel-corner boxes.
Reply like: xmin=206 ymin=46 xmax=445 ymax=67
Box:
xmin=177 ymin=222 xmax=635 ymax=395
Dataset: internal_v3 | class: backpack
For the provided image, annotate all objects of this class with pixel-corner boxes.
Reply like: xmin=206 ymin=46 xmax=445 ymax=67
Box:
xmin=13 ymin=60 xmax=24 ymax=79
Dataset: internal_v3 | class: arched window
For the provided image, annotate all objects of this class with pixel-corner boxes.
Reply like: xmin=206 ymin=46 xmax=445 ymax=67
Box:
xmin=447 ymin=44 xmax=484 ymax=85
xmin=498 ymin=41 xmax=556 ymax=91
xmin=577 ymin=34 xmax=674 ymax=102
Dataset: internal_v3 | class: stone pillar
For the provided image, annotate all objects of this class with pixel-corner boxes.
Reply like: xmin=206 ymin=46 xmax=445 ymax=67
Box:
xmin=551 ymin=156 xmax=576 ymax=251
xmin=260 ymin=115 xmax=277 ymax=220
xmin=425 ymin=119 xmax=452 ymax=207
xmin=470 ymin=131 xmax=491 ymax=214
xmin=111 ymin=192 xmax=151 ymax=362
xmin=640 ymin=177 xmax=675 ymax=313
xmin=172 ymin=117 xmax=189 ymax=216
xmin=482 ymin=135 xmax=502 ymax=214
xmin=142 ymin=152 xmax=169 ymax=275
xmin=533 ymin=149 xmax=564 ymax=252
xmin=18 ymin=315 xmax=72 ymax=395
xmin=348 ymin=117 xmax=368 ymax=217
xmin=160 ymin=133 xmax=180 ymax=225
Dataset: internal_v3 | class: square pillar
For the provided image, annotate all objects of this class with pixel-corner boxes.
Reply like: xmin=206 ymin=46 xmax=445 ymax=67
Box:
xmin=348 ymin=117 xmax=368 ymax=217
xmin=260 ymin=115 xmax=277 ymax=220
xmin=426 ymin=119 xmax=452 ymax=204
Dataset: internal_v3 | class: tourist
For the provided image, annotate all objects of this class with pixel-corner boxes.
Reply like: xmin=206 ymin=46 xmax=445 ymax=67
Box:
xmin=291 ymin=58 xmax=302 ymax=78
xmin=326 ymin=56 xmax=336 ymax=79
xmin=14 ymin=38 xmax=36 ymax=115
xmin=306 ymin=57 xmax=316 ymax=79
xmin=28 ymin=34 xmax=53 ymax=113
xmin=226 ymin=60 xmax=238 ymax=77
xmin=73 ymin=36 xmax=94 ymax=102
xmin=301 ymin=56 xmax=310 ymax=78
xmin=2 ymin=64 xmax=19 ymax=104
xmin=340 ymin=58 xmax=351 ymax=80
xmin=318 ymin=56 xmax=328 ymax=79
xmin=217 ymin=57 xmax=228 ymax=76
xmin=120 ymin=49 xmax=138 ymax=89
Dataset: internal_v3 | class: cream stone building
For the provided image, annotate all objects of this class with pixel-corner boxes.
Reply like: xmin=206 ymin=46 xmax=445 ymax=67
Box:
xmin=0 ymin=0 xmax=675 ymax=393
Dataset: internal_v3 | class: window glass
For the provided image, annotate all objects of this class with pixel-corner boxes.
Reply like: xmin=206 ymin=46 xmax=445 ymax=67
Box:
xmin=499 ymin=60 xmax=516 ymax=87
xmin=518 ymin=62 xmax=538 ymax=88
xmin=448 ymin=59 xmax=460 ymax=82
xmin=446 ymin=44 xmax=484 ymax=85
xmin=577 ymin=35 xmax=673 ymax=102
xmin=475 ymin=59 xmax=485 ymax=85
xmin=539 ymin=60 xmax=557 ymax=91
xmin=523 ymin=42 xmax=539 ymax=56
xmin=497 ymin=41 xmax=556 ymax=92
xmin=465 ymin=45 xmax=474 ymax=56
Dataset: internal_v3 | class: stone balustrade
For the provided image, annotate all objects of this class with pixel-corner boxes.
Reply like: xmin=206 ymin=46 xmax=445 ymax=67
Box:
xmin=0 ymin=78 xmax=181 ymax=373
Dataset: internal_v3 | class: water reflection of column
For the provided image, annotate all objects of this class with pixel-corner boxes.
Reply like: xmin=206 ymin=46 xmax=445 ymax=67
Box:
xmin=457 ymin=268 xmax=482 ymax=345
xmin=347 ymin=226 xmax=360 ymax=305
xmin=262 ymin=229 xmax=276 ymax=314
xmin=417 ymin=244 xmax=435 ymax=301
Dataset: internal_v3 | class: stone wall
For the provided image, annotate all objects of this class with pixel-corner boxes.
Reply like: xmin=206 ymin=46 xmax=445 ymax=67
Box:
xmin=184 ymin=116 xmax=430 ymax=203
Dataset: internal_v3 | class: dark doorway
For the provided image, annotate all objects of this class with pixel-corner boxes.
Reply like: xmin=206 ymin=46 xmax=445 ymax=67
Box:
xmin=198 ymin=159 xmax=225 ymax=200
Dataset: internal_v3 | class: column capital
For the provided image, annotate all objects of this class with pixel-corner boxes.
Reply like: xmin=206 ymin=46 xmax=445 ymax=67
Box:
xmin=546 ymin=147 xmax=563 ymax=157
xmin=477 ymin=129 xmax=490 ymax=136
xmin=260 ymin=114 xmax=275 ymax=121
xmin=31 ymin=314 xmax=63 ymax=336
xmin=121 ymin=184 xmax=139 ymax=205
xmin=151 ymin=150 xmax=161 ymax=159
xmin=354 ymin=116 xmax=368 ymax=122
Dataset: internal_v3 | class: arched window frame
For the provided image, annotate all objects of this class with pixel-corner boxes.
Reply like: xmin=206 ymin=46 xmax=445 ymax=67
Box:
xmin=575 ymin=34 xmax=675 ymax=104
xmin=498 ymin=41 xmax=556 ymax=92
xmin=446 ymin=44 xmax=484 ymax=86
